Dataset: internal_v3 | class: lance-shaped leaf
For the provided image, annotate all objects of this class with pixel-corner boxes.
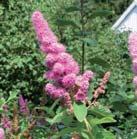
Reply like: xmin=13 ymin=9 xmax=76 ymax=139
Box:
xmin=73 ymin=102 xmax=87 ymax=122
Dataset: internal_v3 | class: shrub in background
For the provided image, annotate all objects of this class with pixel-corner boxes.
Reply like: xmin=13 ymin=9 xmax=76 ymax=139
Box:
xmin=0 ymin=0 xmax=45 ymax=101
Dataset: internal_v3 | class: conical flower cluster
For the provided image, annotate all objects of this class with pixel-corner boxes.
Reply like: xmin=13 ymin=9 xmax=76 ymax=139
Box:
xmin=32 ymin=11 xmax=94 ymax=107
xmin=0 ymin=128 xmax=5 ymax=139
xmin=128 ymin=33 xmax=137 ymax=89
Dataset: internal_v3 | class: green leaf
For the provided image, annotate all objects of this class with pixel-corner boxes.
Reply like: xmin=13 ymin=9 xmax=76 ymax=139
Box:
xmin=20 ymin=119 xmax=28 ymax=131
xmin=83 ymin=38 xmax=97 ymax=46
xmin=91 ymin=9 xmax=113 ymax=18
xmin=8 ymin=91 xmax=18 ymax=102
xmin=81 ymin=131 xmax=90 ymax=139
xmin=47 ymin=112 xmax=64 ymax=124
xmin=102 ymin=129 xmax=115 ymax=139
xmin=89 ymin=105 xmax=114 ymax=118
xmin=52 ymin=126 xmax=83 ymax=138
xmin=0 ymin=5 xmax=4 ymax=15
xmin=89 ymin=57 xmax=110 ymax=68
xmin=62 ymin=114 xmax=73 ymax=126
xmin=65 ymin=6 xmax=80 ymax=12
xmin=88 ymin=117 xmax=116 ymax=126
xmin=56 ymin=19 xmax=79 ymax=28
xmin=92 ymin=126 xmax=115 ymax=139
xmin=0 ymin=98 xmax=5 ymax=107
xmin=129 ymin=103 xmax=137 ymax=112
xmin=73 ymin=102 xmax=87 ymax=122
xmin=112 ymin=102 xmax=127 ymax=112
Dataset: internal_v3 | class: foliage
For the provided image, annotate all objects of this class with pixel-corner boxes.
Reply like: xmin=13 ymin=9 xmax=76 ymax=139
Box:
xmin=0 ymin=0 xmax=45 ymax=101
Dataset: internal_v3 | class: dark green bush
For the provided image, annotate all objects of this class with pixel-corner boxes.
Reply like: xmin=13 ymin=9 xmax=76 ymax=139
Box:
xmin=0 ymin=0 xmax=45 ymax=101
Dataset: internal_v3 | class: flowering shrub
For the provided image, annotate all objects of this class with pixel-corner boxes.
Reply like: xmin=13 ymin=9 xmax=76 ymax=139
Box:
xmin=128 ymin=32 xmax=137 ymax=95
xmin=0 ymin=128 xmax=5 ymax=139
xmin=31 ymin=11 xmax=116 ymax=139
xmin=32 ymin=11 xmax=94 ymax=111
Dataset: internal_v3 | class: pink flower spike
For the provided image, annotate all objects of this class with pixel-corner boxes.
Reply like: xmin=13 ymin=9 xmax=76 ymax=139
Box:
xmin=45 ymin=53 xmax=58 ymax=68
xmin=52 ymin=63 xmax=64 ymax=76
xmin=83 ymin=70 xmax=94 ymax=81
xmin=2 ymin=105 xmax=8 ymax=112
xmin=18 ymin=95 xmax=29 ymax=115
xmin=64 ymin=60 xmax=79 ymax=74
xmin=58 ymin=52 xmax=73 ymax=64
xmin=32 ymin=11 xmax=57 ymax=45
xmin=1 ymin=117 xmax=11 ymax=129
xmin=40 ymin=43 xmax=66 ymax=54
xmin=128 ymin=32 xmax=137 ymax=59
xmin=0 ymin=128 xmax=5 ymax=139
xmin=133 ymin=76 xmax=137 ymax=86
xmin=74 ymin=89 xmax=86 ymax=101
xmin=62 ymin=73 xmax=76 ymax=88
xmin=75 ymin=75 xmax=83 ymax=86
xmin=132 ymin=59 xmax=137 ymax=74
xmin=52 ymin=88 xmax=66 ymax=99
xmin=45 ymin=83 xmax=56 ymax=94
xmin=80 ymin=80 xmax=89 ymax=92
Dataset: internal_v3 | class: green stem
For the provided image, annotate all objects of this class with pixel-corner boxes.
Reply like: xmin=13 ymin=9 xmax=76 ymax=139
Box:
xmin=84 ymin=118 xmax=95 ymax=139
xmin=80 ymin=0 xmax=85 ymax=73
xmin=49 ymin=98 xmax=60 ymax=112
xmin=82 ymin=42 xmax=85 ymax=73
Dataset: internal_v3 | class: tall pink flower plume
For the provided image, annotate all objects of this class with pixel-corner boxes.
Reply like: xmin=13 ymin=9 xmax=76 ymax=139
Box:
xmin=74 ymin=70 xmax=94 ymax=102
xmin=0 ymin=128 xmax=5 ymax=139
xmin=32 ymin=11 xmax=94 ymax=107
xmin=32 ymin=11 xmax=57 ymax=46
xmin=1 ymin=116 xmax=11 ymax=129
xmin=41 ymin=43 xmax=66 ymax=54
xmin=83 ymin=70 xmax=94 ymax=81
xmin=93 ymin=71 xmax=110 ymax=100
xmin=74 ymin=89 xmax=86 ymax=101
xmin=62 ymin=73 xmax=76 ymax=88
xmin=133 ymin=76 xmax=137 ymax=86
xmin=45 ymin=53 xmax=58 ymax=68
xmin=45 ymin=83 xmax=66 ymax=99
xmin=128 ymin=32 xmax=137 ymax=94
xmin=128 ymin=33 xmax=137 ymax=57
xmin=18 ymin=95 xmax=29 ymax=115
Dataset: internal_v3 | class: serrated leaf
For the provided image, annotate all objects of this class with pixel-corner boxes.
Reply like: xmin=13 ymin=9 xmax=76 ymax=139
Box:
xmin=81 ymin=131 xmax=90 ymax=139
xmin=91 ymin=9 xmax=113 ymax=18
xmin=8 ymin=91 xmax=18 ymax=101
xmin=20 ymin=119 xmax=28 ymax=131
xmin=88 ymin=117 xmax=116 ymax=126
xmin=89 ymin=105 xmax=113 ymax=118
xmin=47 ymin=112 xmax=64 ymax=124
xmin=102 ymin=129 xmax=115 ymax=139
xmin=56 ymin=19 xmax=79 ymax=28
xmin=73 ymin=102 xmax=87 ymax=122
xmin=83 ymin=38 xmax=97 ymax=46
xmin=65 ymin=6 xmax=80 ymax=12
xmin=89 ymin=57 xmax=110 ymax=68
xmin=0 ymin=98 xmax=5 ymax=107
xmin=63 ymin=114 xmax=73 ymax=126
xmin=112 ymin=102 xmax=127 ymax=112
xmin=129 ymin=103 xmax=137 ymax=112
xmin=52 ymin=127 xmax=81 ymax=138
xmin=92 ymin=126 xmax=115 ymax=139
